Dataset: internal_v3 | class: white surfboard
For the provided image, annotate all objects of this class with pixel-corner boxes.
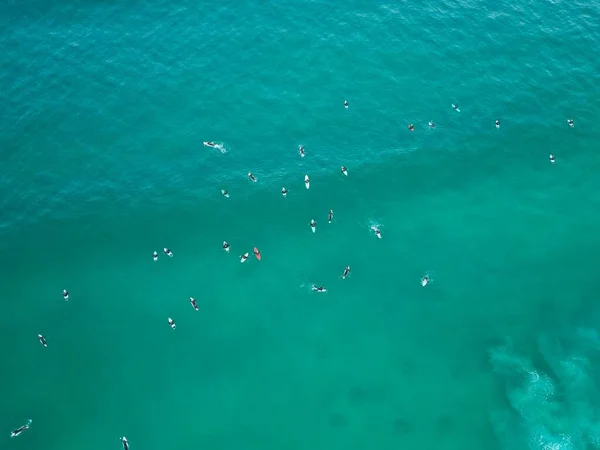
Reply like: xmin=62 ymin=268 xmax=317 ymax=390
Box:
xmin=310 ymin=221 xmax=316 ymax=233
xmin=341 ymin=167 xmax=348 ymax=176
xmin=451 ymin=104 xmax=460 ymax=113
xmin=203 ymin=142 xmax=216 ymax=148
xmin=240 ymin=252 xmax=249 ymax=263
xmin=304 ymin=175 xmax=310 ymax=189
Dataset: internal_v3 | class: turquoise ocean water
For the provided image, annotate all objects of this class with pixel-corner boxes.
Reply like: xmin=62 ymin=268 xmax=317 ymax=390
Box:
xmin=2 ymin=0 xmax=600 ymax=449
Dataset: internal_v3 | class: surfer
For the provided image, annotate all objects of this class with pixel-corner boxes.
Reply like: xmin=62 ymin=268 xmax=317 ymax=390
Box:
xmin=168 ymin=318 xmax=176 ymax=329
xmin=153 ymin=251 xmax=158 ymax=261
xmin=164 ymin=248 xmax=173 ymax=257
xmin=38 ymin=334 xmax=47 ymax=347
xmin=204 ymin=142 xmax=216 ymax=148
xmin=240 ymin=253 xmax=249 ymax=263
xmin=567 ymin=119 xmax=574 ymax=127
xmin=495 ymin=120 xmax=500 ymax=129
xmin=222 ymin=241 xmax=230 ymax=252
xmin=344 ymin=100 xmax=349 ymax=109
xmin=311 ymin=285 xmax=327 ymax=293
xmin=452 ymin=104 xmax=460 ymax=112
xmin=429 ymin=121 xmax=436 ymax=128
xmin=421 ymin=275 xmax=430 ymax=287
xmin=254 ymin=247 xmax=261 ymax=260
xmin=119 ymin=437 xmax=129 ymax=450
xmin=10 ymin=419 xmax=32 ymax=438
xmin=248 ymin=172 xmax=257 ymax=182
xmin=190 ymin=297 xmax=198 ymax=311
xmin=304 ymin=175 xmax=310 ymax=189
xmin=549 ymin=154 xmax=555 ymax=164
xmin=342 ymin=266 xmax=351 ymax=279
xmin=281 ymin=187 xmax=288 ymax=198
xmin=328 ymin=209 xmax=333 ymax=223
xmin=221 ymin=189 xmax=229 ymax=198
xmin=310 ymin=219 xmax=316 ymax=233
xmin=408 ymin=124 xmax=414 ymax=132
xmin=62 ymin=289 xmax=69 ymax=301
xmin=371 ymin=225 xmax=382 ymax=239
xmin=341 ymin=166 xmax=348 ymax=176
xmin=299 ymin=146 xmax=305 ymax=158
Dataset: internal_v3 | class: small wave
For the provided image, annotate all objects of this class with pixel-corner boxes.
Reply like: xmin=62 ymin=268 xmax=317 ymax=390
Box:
xmin=490 ymin=332 xmax=600 ymax=450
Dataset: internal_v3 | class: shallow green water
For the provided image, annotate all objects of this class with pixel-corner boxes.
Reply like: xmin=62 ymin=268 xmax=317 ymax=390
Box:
xmin=2 ymin=1 xmax=600 ymax=449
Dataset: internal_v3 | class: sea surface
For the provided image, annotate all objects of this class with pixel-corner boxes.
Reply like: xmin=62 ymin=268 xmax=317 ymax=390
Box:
xmin=1 ymin=0 xmax=600 ymax=449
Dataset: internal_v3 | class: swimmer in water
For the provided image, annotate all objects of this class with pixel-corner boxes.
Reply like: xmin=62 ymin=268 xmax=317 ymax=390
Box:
xmin=428 ymin=121 xmax=436 ymax=128
xmin=311 ymin=285 xmax=327 ymax=293
xmin=567 ymin=119 xmax=574 ymax=127
xmin=299 ymin=146 xmax=305 ymax=158
xmin=164 ymin=248 xmax=173 ymax=257
xmin=408 ymin=124 xmax=414 ymax=132
xmin=328 ymin=209 xmax=333 ymax=223
xmin=63 ymin=289 xmax=69 ymax=301
xmin=168 ymin=318 xmax=176 ymax=329
xmin=221 ymin=189 xmax=229 ymax=198
xmin=119 ymin=437 xmax=129 ymax=450
xmin=344 ymin=100 xmax=349 ymax=109
xmin=549 ymin=154 xmax=555 ymax=164
xmin=10 ymin=419 xmax=32 ymax=438
xmin=248 ymin=172 xmax=257 ymax=182
xmin=222 ymin=241 xmax=230 ymax=253
xmin=38 ymin=334 xmax=47 ymax=347
xmin=495 ymin=120 xmax=500 ymax=129
xmin=190 ymin=297 xmax=198 ymax=311
xmin=341 ymin=166 xmax=348 ymax=176
xmin=281 ymin=187 xmax=288 ymax=198
xmin=341 ymin=266 xmax=351 ymax=279
xmin=153 ymin=250 xmax=158 ymax=261
xmin=371 ymin=226 xmax=382 ymax=239
xmin=240 ymin=253 xmax=249 ymax=263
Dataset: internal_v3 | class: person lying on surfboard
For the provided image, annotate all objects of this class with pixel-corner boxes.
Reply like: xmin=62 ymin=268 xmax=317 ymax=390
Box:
xmin=119 ymin=437 xmax=129 ymax=450
xmin=342 ymin=266 xmax=350 ymax=279
xmin=253 ymin=247 xmax=261 ymax=260
xmin=370 ymin=226 xmax=382 ymax=239
xmin=311 ymin=285 xmax=326 ymax=293
xmin=222 ymin=241 xmax=230 ymax=252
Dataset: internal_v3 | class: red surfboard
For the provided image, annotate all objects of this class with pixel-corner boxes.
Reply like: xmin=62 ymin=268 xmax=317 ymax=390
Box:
xmin=253 ymin=247 xmax=261 ymax=261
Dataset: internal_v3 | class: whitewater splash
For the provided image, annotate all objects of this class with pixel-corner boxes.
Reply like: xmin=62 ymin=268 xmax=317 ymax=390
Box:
xmin=489 ymin=329 xmax=600 ymax=450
